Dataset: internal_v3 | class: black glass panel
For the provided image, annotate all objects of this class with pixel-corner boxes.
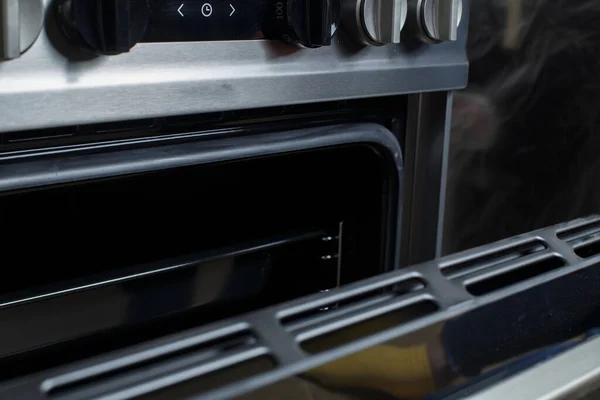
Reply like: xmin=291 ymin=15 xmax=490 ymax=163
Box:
xmin=142 ymin=0 xmax=266 ymax=42
xmin=444 ymin=0 xmax=600 ymax=254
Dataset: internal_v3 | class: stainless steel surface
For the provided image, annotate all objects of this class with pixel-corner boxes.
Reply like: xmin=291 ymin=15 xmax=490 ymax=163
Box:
xmin=341 ymin=0 xmax=379 ymax=46
xmin=420 ymin=0 xmax=462 ymax=42
xmin=0 ymin=0 xmax=467 ymax=132
xmin=361 ymin=0 xmax=407 ymax=44
xmin=1 ymin=0 xmax=20 ymax=59
xmin=466 ymin=335 xmax=600 ymax=400
xmin=401 ymin=91 xmax=453 ymax=265
xmin=18 ymin=0 xmax=42 ymax=54
xmin=0 ymin=0 xmax=43 ymax=60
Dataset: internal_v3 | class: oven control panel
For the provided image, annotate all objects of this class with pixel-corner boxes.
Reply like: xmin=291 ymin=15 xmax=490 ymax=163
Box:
xmin=0 ymin=0 xmax=469 ymax=132
xmin=2 ymin=0 xmax=462 ymax=57
xmin=53 ymin=0 xmax=340 ymax=54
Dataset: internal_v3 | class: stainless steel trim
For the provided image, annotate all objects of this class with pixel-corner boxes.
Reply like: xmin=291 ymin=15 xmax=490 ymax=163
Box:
xmin=361 ymin=0 xmax=407 ymax=44
xmin=0 ymin=0 xmax=43 ymax=60
xmin=467 ymin=335 xmax=600 ymax=400
xmin=401 ymin=91 xmax=454 ymax=265
xmin=0 ymin=0 xmax=20 ymax=59
xmin=421 ymin=0 xmax=462 ymax=41
xmin=0 ymin=0 xmax=468 ymax=133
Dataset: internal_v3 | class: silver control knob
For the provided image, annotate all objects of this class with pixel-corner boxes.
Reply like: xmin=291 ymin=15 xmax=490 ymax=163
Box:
xmin=0 ymin=0 xmax=43 ymax=60
xmin=412 ymin=0 xmax=462 ymax=43
xmin=362 ymin=0 xmax=407 ymax=44
xmin=342 ymin=0 xmax=407 ymax=46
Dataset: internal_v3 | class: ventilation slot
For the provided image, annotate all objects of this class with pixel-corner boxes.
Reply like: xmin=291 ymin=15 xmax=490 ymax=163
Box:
xmin=43 ymin=328 xmax=266 ymax=399
xmin=279 ymin=277 xmax=426 ymax=332
xmin=465 ymin=255 xmax=566 ymax=296
xmin=557 ymin=218 xmax=600 ymax=258
xmin=300 ymin=300 xmax=439 ymax=354
xmin=441 ymin=240 xmax=547 ymax=280
xmin=572 ymin=238 xmax=600 ymax=259
xmin=135 ymin=356 xmax=275 ymax=400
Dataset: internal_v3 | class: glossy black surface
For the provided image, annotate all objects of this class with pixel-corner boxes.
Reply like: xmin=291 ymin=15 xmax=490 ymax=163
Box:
xmin=55 ymin=0 xmax=151 ymax=54
xmin=444 ymin=0 xmax=600 ymax=255
xmin=0 ymin=142 xmax=396 ymax=381
xmin=0 ymin=234 xmax=319 ymax=366
xmin=262 ymin=0 xmax=341 ymax=47
xmin=142 ymin=0 xmax=266 ymax=42
xmin=141 ymin=0 xmax=342 ymax=44
xmin=55 ymin=0 xmax=269 ymax=50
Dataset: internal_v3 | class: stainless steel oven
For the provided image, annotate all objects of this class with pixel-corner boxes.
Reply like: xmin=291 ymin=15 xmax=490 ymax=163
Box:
xmin=5 ymin=0 xmax=600 ymax=399
xmin=0 ymin=0 xmax=470 ymax=397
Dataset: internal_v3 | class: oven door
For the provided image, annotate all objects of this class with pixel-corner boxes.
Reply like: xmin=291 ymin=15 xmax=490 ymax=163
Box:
xmin=2 ymin=215 xmax=600 ymax=400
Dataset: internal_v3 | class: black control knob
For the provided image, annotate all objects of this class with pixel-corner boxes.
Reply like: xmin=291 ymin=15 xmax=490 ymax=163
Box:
xmin=264 ymin=0 xmax=341 ymax=48
xmin=55 ymin=0 xmax=150 ymax=55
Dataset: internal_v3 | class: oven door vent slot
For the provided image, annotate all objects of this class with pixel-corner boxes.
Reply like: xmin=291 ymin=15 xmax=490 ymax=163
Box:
xmin=298 ymin=299 xmax=439 ymax=354
xmin=557 ymin=217 xmax=600 ymax=258
xmin=440 ymin=239 xmax=568 ymax=296
xmin=278 ymin=276 xmax=427 ymax=333
xmin=440 ymin=240 xmax=548 ymax=280
xmin=463 ymin=253 xmax=566 ymax=296
xmin=42 ymin=326 xmax=266 ymax=399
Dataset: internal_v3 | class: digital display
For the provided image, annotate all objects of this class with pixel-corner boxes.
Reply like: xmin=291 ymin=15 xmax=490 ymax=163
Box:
xmin=141 ymin=0 xmax=267 ymax=42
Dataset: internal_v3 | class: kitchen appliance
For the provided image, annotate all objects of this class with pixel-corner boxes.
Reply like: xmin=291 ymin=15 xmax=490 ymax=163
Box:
xmin=5 ymin=0 xmax=600 ymax=398
xmin=0 ymin=0 xmax=469 ymax=396
xmin=1 ymin=0 xmax=469 ymax=259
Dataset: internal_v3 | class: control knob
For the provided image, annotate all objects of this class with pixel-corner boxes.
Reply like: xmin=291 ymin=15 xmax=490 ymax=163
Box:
xmin=342 ymin=0 xmax=407 ymax=46
xmin=54 ymin=0 xmax=150 ymax=55
xmin=407 ymin=0 xmax=463 ymax=43
xmin=263 ymin=0 xmax=341 ymax=48
xmin=0 ymin=0 xmax=44 ymax=60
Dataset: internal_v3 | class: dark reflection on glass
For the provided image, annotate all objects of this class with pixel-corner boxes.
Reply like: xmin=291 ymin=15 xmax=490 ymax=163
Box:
xmin=444 ymin=0 xmax=600 ymax=254
xmin=0 ymin=144 xmax=392 ymax=380
xmin=301 ymin=301 xmax=439 ymax=354
xmin=142 ymin=0 xmax=266 ymax=42
xmin=0 ymin=232 xmax=339 ymax=381
xmin=235 ymin=266 xmax=600 ymax=400
xmin=138 ymin=357 xmax=277 ymax=400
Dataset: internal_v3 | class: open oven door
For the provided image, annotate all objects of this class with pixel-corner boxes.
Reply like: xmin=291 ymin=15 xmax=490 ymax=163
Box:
xmin=2 ymin=210 xmax=600 ymax=399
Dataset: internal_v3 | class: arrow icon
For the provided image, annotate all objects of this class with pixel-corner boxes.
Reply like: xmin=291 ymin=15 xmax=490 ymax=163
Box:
xmin=177 ymin=3 xmax=184 ymax=16
xmin=229 ymin=3 xmax=235 ymax=16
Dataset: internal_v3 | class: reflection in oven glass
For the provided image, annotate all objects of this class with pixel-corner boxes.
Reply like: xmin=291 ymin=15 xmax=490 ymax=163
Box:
xmin=444 ymin=0 xmax=600 ymax=254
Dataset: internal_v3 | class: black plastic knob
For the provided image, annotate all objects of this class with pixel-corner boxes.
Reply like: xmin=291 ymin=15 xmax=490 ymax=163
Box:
xmin=55 ymin=0 xmax=150 ymax=55
xmin=263 ymin=0 xmax=341 ymax=48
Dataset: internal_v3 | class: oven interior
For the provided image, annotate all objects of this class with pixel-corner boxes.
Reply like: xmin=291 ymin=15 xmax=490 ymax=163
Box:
xmin=0 ymin=140 xmax=399 ymax=380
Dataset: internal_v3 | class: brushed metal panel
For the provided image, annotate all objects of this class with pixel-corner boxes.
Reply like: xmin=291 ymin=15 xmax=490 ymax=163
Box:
xmin=0 ymin=0 xmax=468 ymax=132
